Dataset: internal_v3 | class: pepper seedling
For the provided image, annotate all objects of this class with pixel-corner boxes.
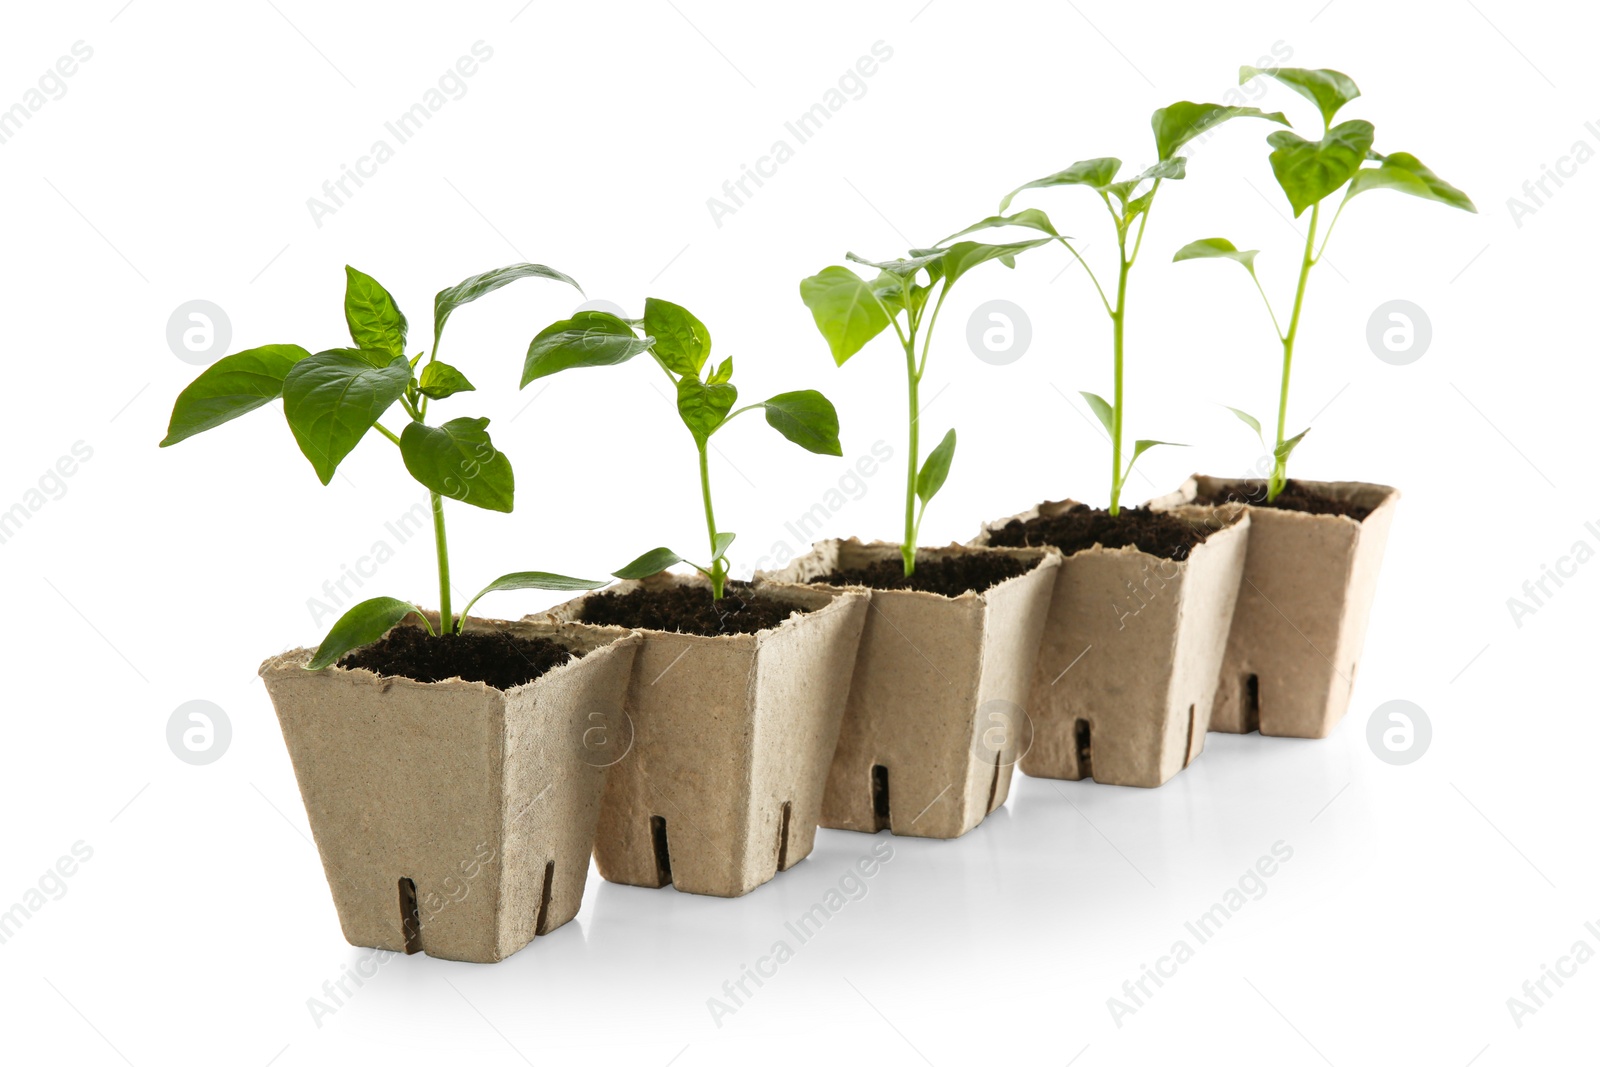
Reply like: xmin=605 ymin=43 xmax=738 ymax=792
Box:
xmin=520 ymin=297 xmax=843 ymax=599
xmin=945 ymin=101 xmax=1290 ymax=514
xmin=799 ymin=237 xmax=1051 ymax=574
xmin=1173 ymin=67 xmax=1475 ymax=500
xmin=161 ymin=263 xmax=608 ymax=667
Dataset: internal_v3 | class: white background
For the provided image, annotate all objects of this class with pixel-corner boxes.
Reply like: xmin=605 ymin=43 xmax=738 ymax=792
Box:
xmin=1 ymin=1 xmax=1595 ymax=1063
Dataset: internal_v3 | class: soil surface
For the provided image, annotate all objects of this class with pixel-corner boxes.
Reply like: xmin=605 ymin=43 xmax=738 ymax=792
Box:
xmin=339 ymin=625 xmax=577 ymax=690
xmin=1196 ymin=479 xmax=1373 ymax=521
xmin=985 ymin=504 xmax=1208 ymax=561
xmin=812 ymin=552 xmax=1034 ymax=596
xmin=578 ymin=581 xmax=801 ymax=637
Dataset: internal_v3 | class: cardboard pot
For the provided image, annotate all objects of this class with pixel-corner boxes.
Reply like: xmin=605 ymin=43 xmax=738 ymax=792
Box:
xmin=1152 ymin=475 xmax=1400 ymax=738
xmin=972 ymin=499 xmax=1250 ymax=787
xmin=540 ymin=575 xmax=868 ymax=898
xmin=759 ymin=539 xmax=1061 ymax=839
xmin=259 ymin=616 xmax=639 ymax=964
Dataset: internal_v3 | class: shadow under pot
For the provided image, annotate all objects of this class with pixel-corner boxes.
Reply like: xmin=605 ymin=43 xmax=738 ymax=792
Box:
xmin=972 ymin=499 xmax=1251 ymax=788
xmin=759 ymin=539 xmax=1061 ymax=839
xmin=258 ymin=615 xmax=640 ymax=964
xmin=538 ymin=574 xmax=868 ymax=898
xmin=1152 ymin=475 xmax=1399 ymax=739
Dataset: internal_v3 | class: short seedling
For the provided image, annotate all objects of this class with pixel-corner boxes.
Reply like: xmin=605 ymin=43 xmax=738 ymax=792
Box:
xmin=1174 ymin=67 xmax=1474 ymax=500
xmin=161 ymin=263 xmax=608 ymax=667
xmin=799 ymin=237 xmax=1051 ymax=574
xmin=521 ymin=297 xmax=843 ymax=599
xmin=948 ymin=100 xmax=1290 ymax=514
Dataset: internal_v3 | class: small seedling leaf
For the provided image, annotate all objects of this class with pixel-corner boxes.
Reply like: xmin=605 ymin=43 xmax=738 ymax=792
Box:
xmin=940 ymin=208 xmax=1062 ymax=245
xmin=400 ymin=416 xmax=515 ymax=513
xmin=160 ymin=343 xmax=310 ymax=447
xmin=1274 ymin=427 xmax=1310 ymax=461
xmin=434 ymin=263 xmax=582 ymax=354
xmin=643 ymin=297 xmax=712 ymax=377
xmin=1240 ymin=66 xmax=1361 ymax=129
xmin=763 ymin=390 xmax=842 ymax=456
xmin=1224 ymin=405 xmax=1265 ymax=442
xmin=1173 ymin=237 xmax=1260 ymax=274
xmin=998 ymin=157 xmax=1122 ymax=210
xmin=282 ymin=350 xmax=412 ymax=484
xmin=916 ymin=428 xmax=957 ymax=506
xmin=677 ymin=376 xmax=738 ymax=443
xmin=456 ymin=570 xmax=610 ymax=629
xmin=1344 ymin=151 xmax=1476 ymax=212
xmin=308 ymin=597 xmax=431 ymax=670
xmin=1152 ymin=101 xmax=1290 ymax=162
xmin=799 ymin=266 xmax=894 ymax=365
xmin=343 ymin=266 xmax=408 ymax=359
xmin=1266 ymin=120 xmax=1375 ymax=216
xmin=1081 ymin=391 xmax=1115 ymax=436
xmin=522 ymin=310 xmax=655 ymax=386
xmin=613 ymin=547 xmax=683 ymax=580
xmin=940 ymin=238 xmax=1052 ymax=289
xmin=418 ymin=360 xmax=476 ymax=399
xmin=712 ymin=532 xmax=736 ymax=560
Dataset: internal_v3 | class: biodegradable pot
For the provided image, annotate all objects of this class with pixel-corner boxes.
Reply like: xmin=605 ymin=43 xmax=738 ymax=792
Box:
xmin=259 ymin=616 xmax=639 ymax=964
xmin=759 ymin=539 xmax=1061 ymax=839
xmin=1152 ymin=475 xmax=1400 ymax=738
xmin=540 ymin=575 xmax=868 ymax=898
xmin=972 ymin=499 xmax=1250 ymax=788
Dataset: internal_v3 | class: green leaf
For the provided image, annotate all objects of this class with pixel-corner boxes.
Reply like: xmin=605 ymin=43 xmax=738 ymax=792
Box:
xmin=799 ymin=265 xmax=894 ymax=365
xmin=308 ymin=597 xmax=432 ymax=670
xmin=343 ymin=266 xmax=408 ymax=358
xmin=1275 ymin=427 xmax=1310 ymax=461
xmin=522 ymin=311 xmax=654 ymax=386
xmin=457 ymin=570 xmax=610 ymax=629
xmin=433 ymin=263 xmax=582 ymax=354
xmin=1152 ymin=102 xmax=1289 ymax=162
xmin=643 ymin=297 xmax=711 ymax=377
xmin=1173 ymin=237 xmax=1259 ymax=274
xmin=940 ymin=239 xmax=1052 ymax=289
xmin=1224 ymin=405 xmax=1265 ymax=443
xmin=1125 ymin=439 xmax=1185 ymax=481
xmin=1240 ymin=66 xmax=1360 ymax=129
xmin=613 ymin=547 xmax=683 ymax=580
xmin=676 ymin=376 xmax=738 ymax=443
xmin=417 ymin=360 xmax=476 ymax=399
xmin=400 ymin=417 xmax=514 ymax=513
xmin=762 ymin=390 xmax=842 ymax=456
xmin=711 ymin=532 xmax=736 ymax=560
xmin=1345 ymin=151 xmax=1476 ymax=212
xmin=708 ymin=356 xmax=734 ymax=385
xmin=845 ymin=250 xmax=948 ymax=276
xmin=998 ymin=157 xmax=1121 ymax=211
xmin=1266 ymin=121 xmax=1376 ymax=216
xmin=281 ymin=351 xmax=411 ymax=484
xmin=1081 ymin=391 xmax=1115 ymax=436
xmin=940 ymin=208 xmax=1062 ymax=245
xmin=916 ymin=429 xmax=957 ymax=505
xmin=160 ymin=344 xmax=310 ymax=447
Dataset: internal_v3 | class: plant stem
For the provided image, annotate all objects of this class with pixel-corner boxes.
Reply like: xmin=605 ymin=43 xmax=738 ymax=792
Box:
xmin=430 ymin=491 xmax=453 ymax=633
xmin=902 ymin=333 xmax=920 ymax=577
xmin=1108 ymin=249 xmax=1130 ymax=516
xmin=698 ymin=442 xmax=724 ymax=599
xmin=1271 ymin=200 xmax=1320 ymax=501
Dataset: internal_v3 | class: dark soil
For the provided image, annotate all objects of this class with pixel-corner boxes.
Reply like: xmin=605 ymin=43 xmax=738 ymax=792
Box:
xmin=578 ymin=581 xmax=801 ymax=637
xmin=985 ymin=504 xmax=1208 ymax=561
xmin=338 ymin=625 xmax=577 ymax=690
xmin=1196 ymin=479 xmax=1373 ymax=521
xmin=811 ymin=552 xmax=1034 ymax=596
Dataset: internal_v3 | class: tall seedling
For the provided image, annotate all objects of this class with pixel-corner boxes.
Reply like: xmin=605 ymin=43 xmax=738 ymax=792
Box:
xmin=948 ymin=101 xmax=1290 ymax=514
xmin=161 ymin=264 xmax=608 ymax=667
xmin=1174 ymin=67 xmax=1474 ymax=499
xmin=799 ymin=238 xmax=1051 ymax=574
xmin=521 ymin=298 xmax=843 ymax=599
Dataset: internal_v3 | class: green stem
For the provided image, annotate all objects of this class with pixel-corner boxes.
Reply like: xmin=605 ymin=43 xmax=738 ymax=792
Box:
xmin=374 ymin=423 xmax=402 ymax=447
xmin=1272 ymin=200 xmax=1320 ymax=501
xmin=431 ymin=491 xmax=453 ymax=633
xmin=1108 ymin=248 xmax=1130 ymax=516
xmin=902 ymin=329 xmax=921 ymax=577
xmin=698 ymin=442 xmax=724 ymax=599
